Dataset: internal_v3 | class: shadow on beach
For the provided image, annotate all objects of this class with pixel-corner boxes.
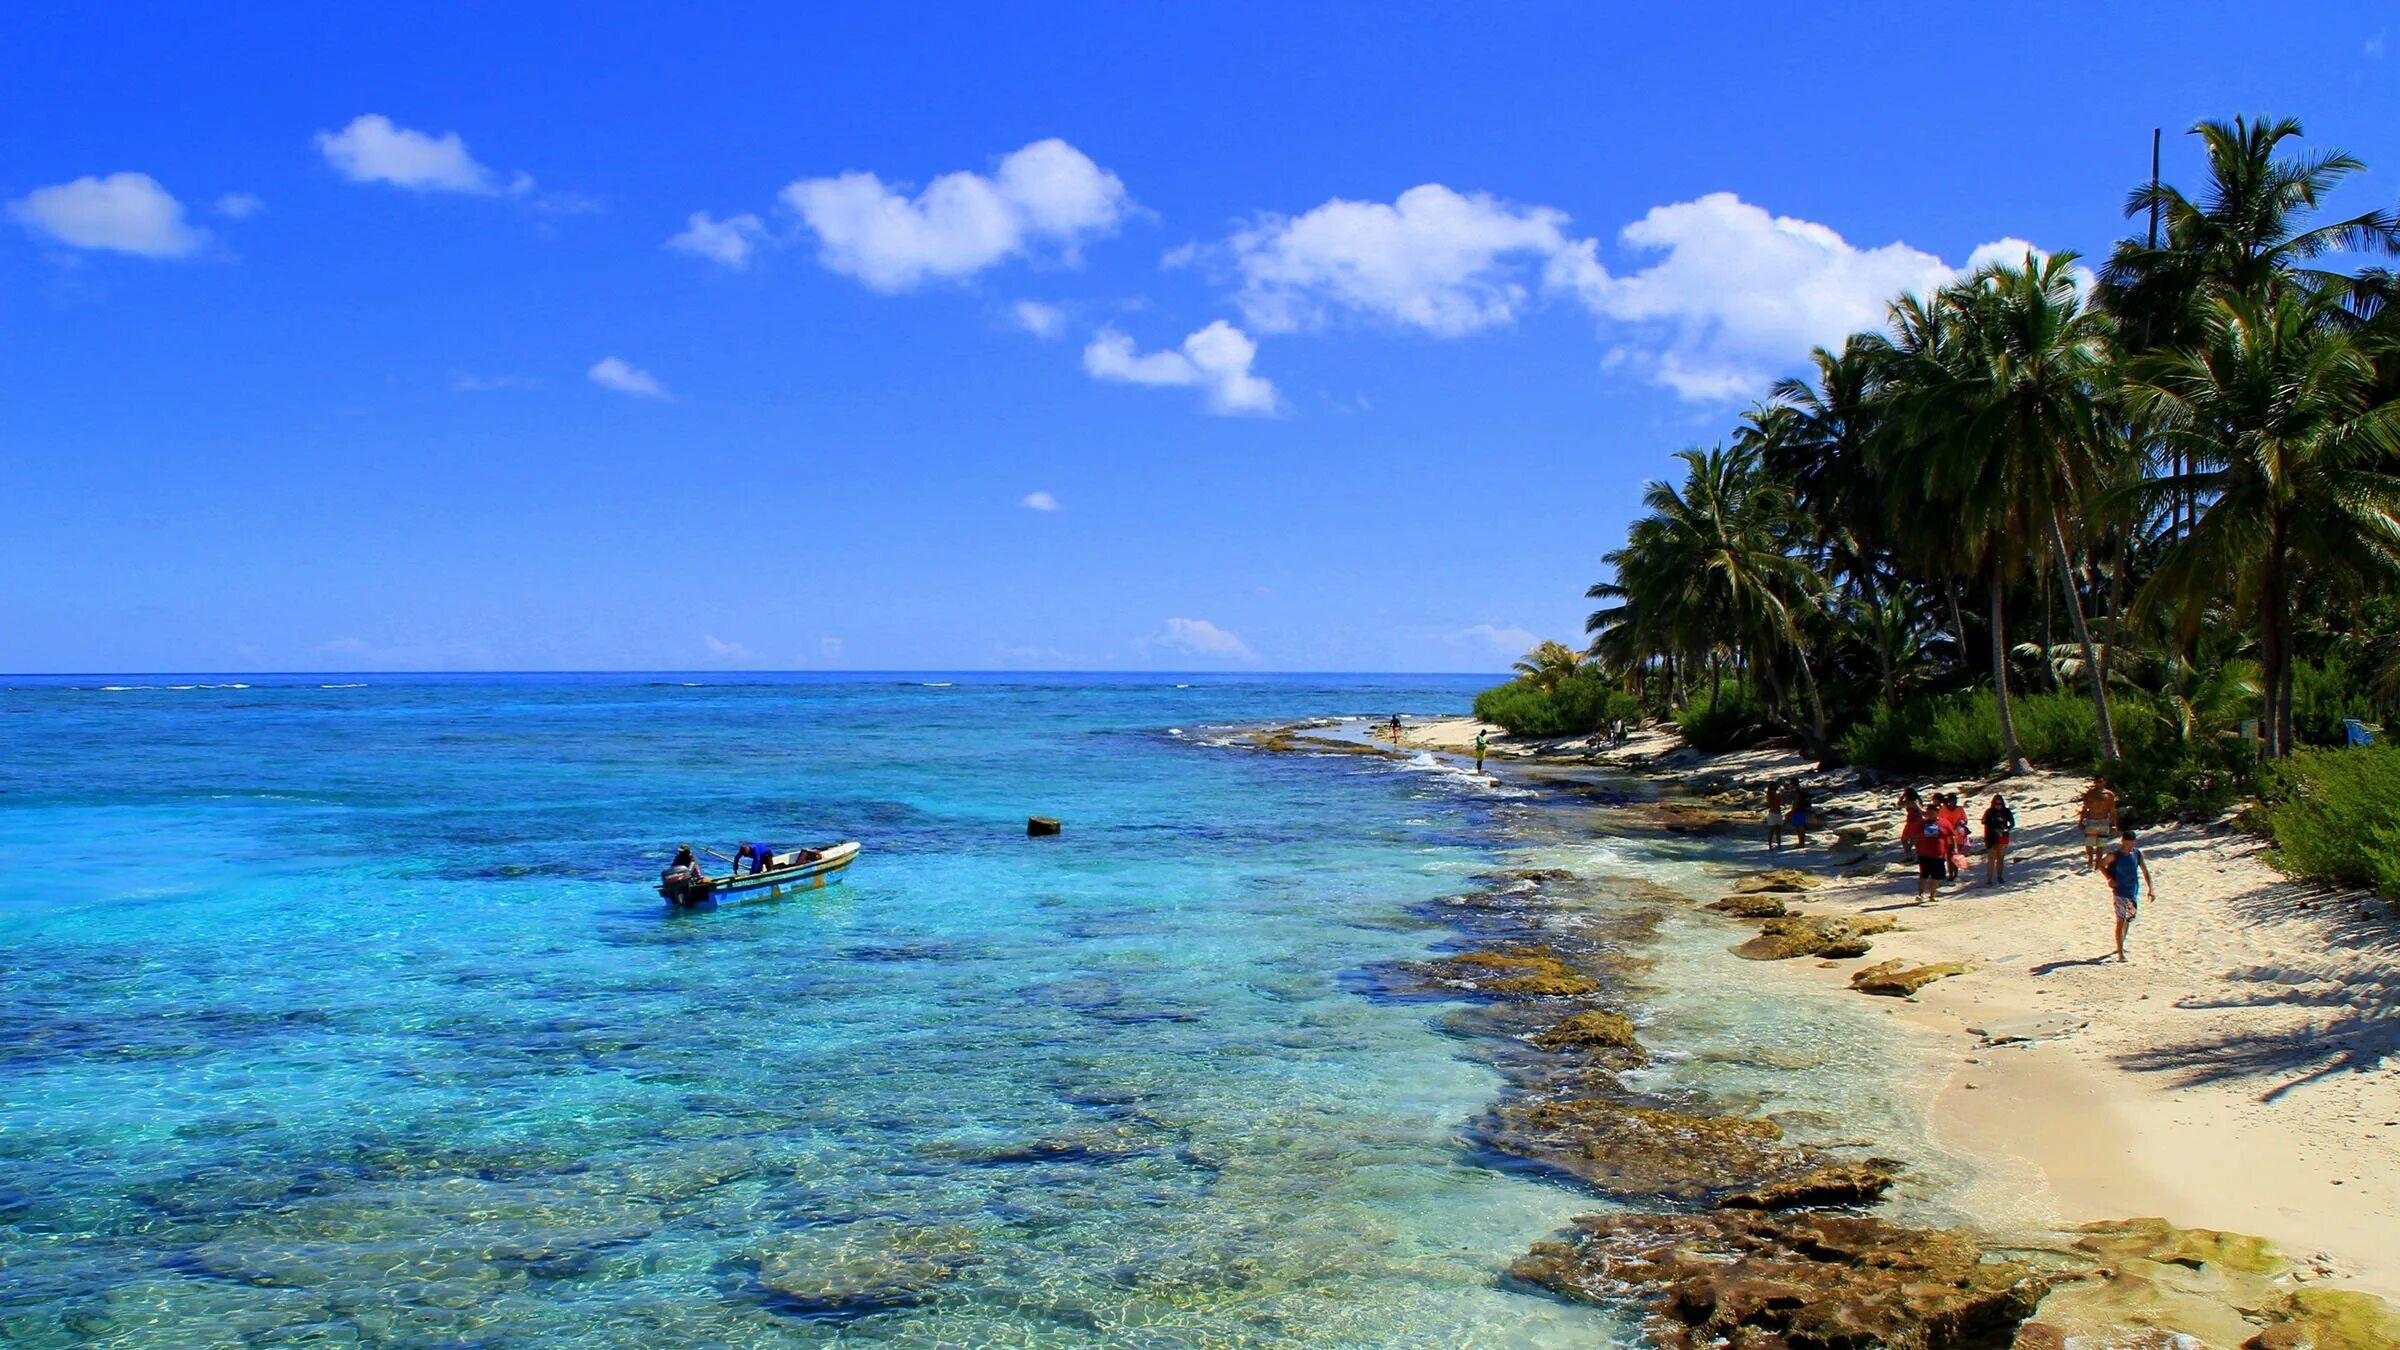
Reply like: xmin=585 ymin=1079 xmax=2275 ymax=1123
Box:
xmin=2106 ymin=837 xmax=2400 ymax=1102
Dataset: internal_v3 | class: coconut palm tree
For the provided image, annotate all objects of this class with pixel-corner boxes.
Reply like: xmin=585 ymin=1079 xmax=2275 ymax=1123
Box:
xmin=1591 ymin=445 xmax=1831 ymax=751
xmin=2123 ymin=290 xmax=2400 ymax=756
xmin=1511 ymin=640 xmax=1586 ymax=690
xmin=1921 ymin=253 xmax=2128 ymax=762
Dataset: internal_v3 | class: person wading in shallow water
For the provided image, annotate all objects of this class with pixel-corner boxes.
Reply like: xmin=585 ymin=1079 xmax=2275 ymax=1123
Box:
xmin=1473 ymin=730 xmax=1488 ymax=773
xmin=2098 ymin=827 xmax=2156 ymax=962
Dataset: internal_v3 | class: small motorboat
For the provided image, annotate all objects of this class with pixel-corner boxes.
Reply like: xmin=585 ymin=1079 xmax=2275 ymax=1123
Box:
xmin=659 ymin=841 xmax=861 ymax=907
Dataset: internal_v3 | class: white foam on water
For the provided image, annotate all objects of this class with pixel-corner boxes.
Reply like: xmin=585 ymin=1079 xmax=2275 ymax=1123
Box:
xmin=320 ymin=683 xmax=368 ymax=689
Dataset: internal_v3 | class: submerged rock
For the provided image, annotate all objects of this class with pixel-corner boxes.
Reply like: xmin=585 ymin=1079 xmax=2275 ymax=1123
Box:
xmin=752 ymin=1223 xmax=978 ymax=1320
xmin=2020 ymin=1218 xmax=2400 ymax=1350
xmin=1531 ymin=1010 xmax=1648 ymax=1067
xmin=1512 ymin=1210 xmax=2058 ymax=1348
xmin=1850 ymin=959 xmax=1972 ymax=998
xmin=1734 ymin=915 xmax=1896 ymax=961
xmin=1708 ymin=894 xmax=1791 ymax=918
xmin=1409 ymin=947 xmax=1600 ymax=998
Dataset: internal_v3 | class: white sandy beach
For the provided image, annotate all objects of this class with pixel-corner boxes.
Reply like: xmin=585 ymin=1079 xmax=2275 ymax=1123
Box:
xmin=1395 ymin=714 xmax=2400 ymax=1302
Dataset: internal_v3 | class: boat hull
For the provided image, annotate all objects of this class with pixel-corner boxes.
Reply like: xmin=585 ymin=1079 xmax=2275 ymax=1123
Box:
xmin=660 ymin=841 xmax=859 ymax=907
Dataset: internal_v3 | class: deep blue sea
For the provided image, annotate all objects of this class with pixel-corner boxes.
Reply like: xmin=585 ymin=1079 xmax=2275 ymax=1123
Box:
xmin=0 ymin=674 xmax=1630 ymax=1346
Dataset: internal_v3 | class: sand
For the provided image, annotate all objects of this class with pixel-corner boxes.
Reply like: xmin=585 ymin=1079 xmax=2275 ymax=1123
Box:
xmin=1401 ymin=712 xmax=2400 ymax=1300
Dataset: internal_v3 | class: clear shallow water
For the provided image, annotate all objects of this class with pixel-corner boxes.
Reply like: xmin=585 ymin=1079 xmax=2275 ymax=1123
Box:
xmin=0 ymin=675 xmax=1620 ymax=1346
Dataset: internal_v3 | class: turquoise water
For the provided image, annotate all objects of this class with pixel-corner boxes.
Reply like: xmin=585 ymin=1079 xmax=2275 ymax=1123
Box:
xmin=0 ymin=675 xmax=1621 ymax=1346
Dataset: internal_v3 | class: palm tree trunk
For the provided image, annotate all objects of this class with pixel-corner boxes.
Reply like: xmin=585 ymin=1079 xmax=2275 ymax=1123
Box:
xmin=2047 ymin=505 xmax=2121 ymax=763
xmin=1943 ymin=575 xmax=1969 ymax=668
xmin=2042 ymin=560 xmax=2062 ymax=691
xmin=1989 ymin=564 xmax=2028 ymax=775
xmin=1794 ymin=645 xmax=1830 ymax=758
xmin=1855 ymin=564 xmax=1898 ymax=709
xmin=2101 ymin=527 xmax=2132 ymax=690
xmin=2265 ymin=525 xmax=2293 ymax=757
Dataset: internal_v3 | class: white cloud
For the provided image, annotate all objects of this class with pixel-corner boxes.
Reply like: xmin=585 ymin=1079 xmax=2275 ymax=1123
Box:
xmin=1229 ymin=184 xmax=1580 ymax=335
xmin=7 ymin=173 xmax=208 ymax=257
xmin=819 ymin=637 xmax=844 ymax=661
xmin=666 ymin=210 xmax=767 ymax=267
xmin=2367 ymin=29 xmax=2387 ymax=57
xmin=1082 ymin=320 xmax=1278 ymax=416
xmin=1011 ymin=299 xmax=1067 ymax=338
xmin=701 ymin=634 xmax=753 ymax=661
xmin=588 ymin=356 xmax=668 ymax=399
xmin=1452 ymin=623 xmax=1541 ymax=657
xmin=1228 ymin=182 xmax=2061 ymax=402
xmin=781 ymin=138 xmax=1131 ymax=291
xmin=1020 ymin=490 xmax=1062 ymax=511
xmin=315 ymin=114 xmax=514 ymax=194
xmin=1144 ymin=617 xmax=1255 ymax=661
xmin=213 ymin=192 xmax=265 ymax=219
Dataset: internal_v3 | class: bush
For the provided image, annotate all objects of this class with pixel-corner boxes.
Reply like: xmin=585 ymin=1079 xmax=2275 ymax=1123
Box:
xmin=1840 ymin=691 xmax=2099 ymax=774
xmin=1472 ymin=673 xmax=1642 ymax=738
xmin=2291 ymin=657 xmax=2379 ymax=748
xmin=2257 ymin=745 xmax=2400 ymax=897
xmin=1674 ymin=681 xmax=1771 ymax=753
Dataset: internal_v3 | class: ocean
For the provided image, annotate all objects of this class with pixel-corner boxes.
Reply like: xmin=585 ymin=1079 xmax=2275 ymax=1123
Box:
xmin=0 ymin=674 xmax=1633 ymax=1345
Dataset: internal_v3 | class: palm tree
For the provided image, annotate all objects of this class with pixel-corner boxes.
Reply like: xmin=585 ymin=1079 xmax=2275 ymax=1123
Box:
xmin=1921 ymin=253 xmax=2128 ymax=762
xmin=1590 ymin=445 xmax=1831 ymax=751
xmin=1511 ymin=641 xmax=1585 ymax=690
xmin=2123 ymin=290 xmax=2400 ymax=756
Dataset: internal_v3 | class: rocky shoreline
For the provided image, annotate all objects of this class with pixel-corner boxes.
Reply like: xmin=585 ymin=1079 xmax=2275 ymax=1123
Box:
xmin=1251 ymin=719 xmax=2400 ymax=1349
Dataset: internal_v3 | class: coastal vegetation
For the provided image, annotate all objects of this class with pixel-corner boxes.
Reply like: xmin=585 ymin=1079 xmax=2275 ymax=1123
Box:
xmin=1484 ymin=115 xmax=2400 ymax=862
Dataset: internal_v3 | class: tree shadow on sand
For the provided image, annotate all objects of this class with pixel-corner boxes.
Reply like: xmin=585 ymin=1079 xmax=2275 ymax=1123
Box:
xmin=2106 ymin=838 xmax=2400 ymax=1103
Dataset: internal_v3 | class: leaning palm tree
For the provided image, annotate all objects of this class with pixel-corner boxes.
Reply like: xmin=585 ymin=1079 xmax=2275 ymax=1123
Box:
xmin=1511 ymin=640 xmax=1586 ymax=690
xmin=2122 ymin=290 xmax=2400 ymax=756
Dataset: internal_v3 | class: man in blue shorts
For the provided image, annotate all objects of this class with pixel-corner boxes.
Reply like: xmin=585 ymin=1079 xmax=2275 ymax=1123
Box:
xmin=2098 ymin=828 xmax=2155 ymax=963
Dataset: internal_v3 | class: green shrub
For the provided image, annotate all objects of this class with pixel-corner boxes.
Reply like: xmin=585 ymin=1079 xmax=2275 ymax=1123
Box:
xmin=1472 ymin=673 xmax=1642 ymax=738
xmin=2291 ymin=657 xmax=2379 ymax=749
xmin=1839 ymin=703 xmax=1925 ymax=770
xmin=2257 ymin=745 xmax=2400 ymax=896
xmin=1840 ymin=690 xmax=2105 ymax=775
xmin=1674 ymin=681 xmax=1771 ymax=752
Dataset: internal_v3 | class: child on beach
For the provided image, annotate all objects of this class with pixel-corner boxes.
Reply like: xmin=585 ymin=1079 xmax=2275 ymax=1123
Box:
xmin=1766 ymin=781 xmax=1788 ymax=852
xmin=1898 ymin=788 xmax=1923 ymax=860
xmin=2097 ymin=828 xmax=2155 ymax=962
xmin=1981 ymin=794 xmax=2015 ymax=883
xmin=1785 ymin=783 xmax=1813 ymax=847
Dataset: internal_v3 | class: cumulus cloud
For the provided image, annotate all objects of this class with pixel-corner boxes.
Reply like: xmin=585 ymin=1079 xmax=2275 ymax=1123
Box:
xmin=1230 ymin=184 xmax=1581 ymax=335
xmin=781 ymin=138 xmax=1131 ymax=291
xmin=213 ymin=192 xmax=265 ymax=219
xmin=315 ymin=114 xmax=517 ymax=194
xmin=1020 ymin=490 xmax=1062 ymax=511
xmin=1011 ymin=299 xmax=1068 ymax=338
xmin=666 ymin=210 xmax=767 ymax=267
xmin=1223 ymin=182 xmax=2059 ymax=402
xmin=1083 ymin=320 xmax=1278 ymax=415
xmin=7 ymin=173 xmax=208 ymax=257
xmin=588 ymin=356 xmax=668 ymax=399
xmin=1143 ymin=617 xmax=1255 ymax=661
xmin=701 ymin=634 xmax=753 ymax=661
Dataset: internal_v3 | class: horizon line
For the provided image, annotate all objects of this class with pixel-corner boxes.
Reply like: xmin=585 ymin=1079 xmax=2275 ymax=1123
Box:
xmin=0 ymin=667 xmax=1515 ymax=679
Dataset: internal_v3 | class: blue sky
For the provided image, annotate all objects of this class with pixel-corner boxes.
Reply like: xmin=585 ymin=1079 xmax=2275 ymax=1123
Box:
xmin=5 ymin=3 xmax=2395 ymax=673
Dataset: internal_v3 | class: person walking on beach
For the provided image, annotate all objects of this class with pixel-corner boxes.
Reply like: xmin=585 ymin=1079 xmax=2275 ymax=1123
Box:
xmin=1765 ymin=781 xmax=1788 ymax=852
xmin=1981 ymin=794 xmax=2016 ymax=884
xmin=2079 ymin=778 xmax=2120 ymax=871
xmin=2097 ymin=828 xmax=2155 ymax=962
xmin=1899 ymin=788 xmax=1924 ymax=861
xmin=1389 ymin=713 xmax=1404 ymax=745
xmin=1939 ymin=793 xmax=1969 ymax=883
xmin=1911 ymin=805 xmax=1949 ymax=902
xmin=1786 ymin=783 xmax=1814 ymax=847
xmin=1473 ymin=730 xmax=1488 ymax=774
